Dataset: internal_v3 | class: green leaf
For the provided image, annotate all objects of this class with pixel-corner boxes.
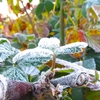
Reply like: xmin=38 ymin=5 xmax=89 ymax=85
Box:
xmin=55 ymin=68 xmax=74 ymax=78
xmin=74 ymin=8 xmax=82 ymax=21
xmin=0 ymin=38 xmax=10 ymax=44
xmin=27 ymin=75 xmax=39 ymax=82
xmin=0 ymin=0 xmax=2 ymax=2
xmin=28 ymin=0 xmax=32 ymax=2
xmin=36 ymin=2 xmax=44 ymax=18
xmin=84 ymin=88 xmax=100 ymax=100
xmin=14 ymin=33 xmax=27 ymax=43
xmin=27 ymin=43 xmax=36 ymax=49
xmin=83 ymin=58 xmax=96 ymax=69
xmin=44 ymin=0 xmax=54 ymax=12
xmin=93 ymin=70 xmax=99 ymax=83
xmin=82 ymin=2 xmax=87 ymax=18
xmin=72 ymin=88 xmax=84 ymax=100
xmin=11 ymin=42 xmax=22 ymax=49
xmin=7 ymin=0 xmax=13 ymax=4
xmin=0 ymin=66 xmax=28 ymax=82
xmin=27 ymin=34 xmax=35 ymax=41
xmin=13 ymin=47 xmax=53 ymax=67
xmin=87 ymin=7 xmax=98 ymax=20
xmin=55 ymin=42 xmax=88 ymax=55
xmin=84 ymin=47 xmax=100 ymax=70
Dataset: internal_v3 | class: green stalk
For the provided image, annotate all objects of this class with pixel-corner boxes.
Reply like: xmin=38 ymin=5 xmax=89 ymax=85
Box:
xmin=60 ymin=1 xmax=65 ymax=46
xmin=51 ymin=53 xmax=56 ymax=71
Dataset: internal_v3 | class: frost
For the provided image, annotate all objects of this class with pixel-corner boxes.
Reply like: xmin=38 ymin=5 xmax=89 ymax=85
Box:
xmin=54 ymin=42 xmax=88 ymax=55
xmin=38 ymin=37 xmax=60 ymax=51
xmin=22 ymin=66 xmax=40 ymax=76
xmin=13 ymin=47 xmax=53 ymax=67
xmin=0 ymin=75 xmax=8 ymax=100
xmin=0 ymin=38 xmax=10 ymax=44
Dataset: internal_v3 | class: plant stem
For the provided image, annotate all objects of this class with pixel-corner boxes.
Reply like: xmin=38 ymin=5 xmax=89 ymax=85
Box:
xmin=51 ymin=53 xmax=56 ymax=71
xmin=20 ymin=0 xmax=34 ymax=33
xmin=60 ymin=1 xmax=65 ymax=46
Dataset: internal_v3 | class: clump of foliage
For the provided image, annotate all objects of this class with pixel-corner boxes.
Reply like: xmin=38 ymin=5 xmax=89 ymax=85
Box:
xmin=0 ymin=0 xmax=100 ymax=100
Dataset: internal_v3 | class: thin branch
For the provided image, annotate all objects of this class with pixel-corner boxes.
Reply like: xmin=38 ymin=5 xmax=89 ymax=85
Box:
xmin=20 ymin=0 xmax=34 ymax=33
xmin=60 ymin=2 xmax=65 ymax=46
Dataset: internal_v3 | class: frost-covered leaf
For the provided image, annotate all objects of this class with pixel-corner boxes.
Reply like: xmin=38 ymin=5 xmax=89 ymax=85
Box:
xmin=0 ymin=66 xmax=28 ymax=82
xmin=13 ymin=47 xmax=53 ymax=67
xmin=86 ymin=81 xmax=100 ymax=91
xmin=21 ymin=66 xmax=40 ymax=76
xmin=0 ymin=50 xmax=13 ymax=62
xmin=38 ymin=37 xmax=60 ymax=51
xmin=0 ymin=38 xmax=10 ymax=44
xmin=54 ymin=42 xmax=88 ymax=55
xmin=0 ymin=38 xmax=20 ymax=62
xmin=14 ymin=33 xmax=27 ymax=43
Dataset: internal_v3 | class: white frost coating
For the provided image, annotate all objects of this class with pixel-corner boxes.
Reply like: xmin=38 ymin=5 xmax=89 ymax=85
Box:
xmin=0 ymin=75 xmax=8 ymax=100
xmin=22 ymin=66 xmax=40 ymax=76
xmin=13 ymin=47 xmax=53 ymax=63
xmin=0 ymin=38 xmax=10 ymax=44
xmin=54 ymin=42 xmax=88 ymax=55
xmin=38 ymin=37 xmax=60 ymax=51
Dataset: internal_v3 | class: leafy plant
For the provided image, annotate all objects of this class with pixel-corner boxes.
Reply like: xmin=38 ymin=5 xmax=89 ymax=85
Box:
xmin=0 ymin=0 xmax=100 ymax=100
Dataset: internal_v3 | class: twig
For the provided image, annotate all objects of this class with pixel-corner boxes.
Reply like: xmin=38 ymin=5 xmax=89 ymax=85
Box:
xmin=20 ymin=0 xmax=34 ymax=33
xmin=60 ymin=1 xmax=65 ymax=46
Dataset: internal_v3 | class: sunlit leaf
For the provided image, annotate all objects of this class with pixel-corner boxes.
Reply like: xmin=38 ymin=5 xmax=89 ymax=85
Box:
xmin=28 ymin=0 xmax=32 ymax=2
xmin=54 ymin=42 xmax=88 ymax=55
xmin=74 ymin=0 xmax=84 ymax=5
xmin=7 ymin=0 xmax=13 ymax=4
xmin=11 ymin=0 xmax=20 ymax=16
xmin=66 ymin=28 xmax=86 ymax=43
xmin=86 ymin=29 xmax=100 ymax=52
xmin=78 ymin=17 xmax=87 ymax=29
xmin=66 ymin=27 xmax=87 ymax=58
xmin=87 ymin=6 xmax=98 ymax=20
xmin=74 ymin=8 xmax=82 ymax=21
xmin=13 ymin=47 xmax=53 ymax=67
xmin=0 ymin=66 xmax=28 ymax=82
